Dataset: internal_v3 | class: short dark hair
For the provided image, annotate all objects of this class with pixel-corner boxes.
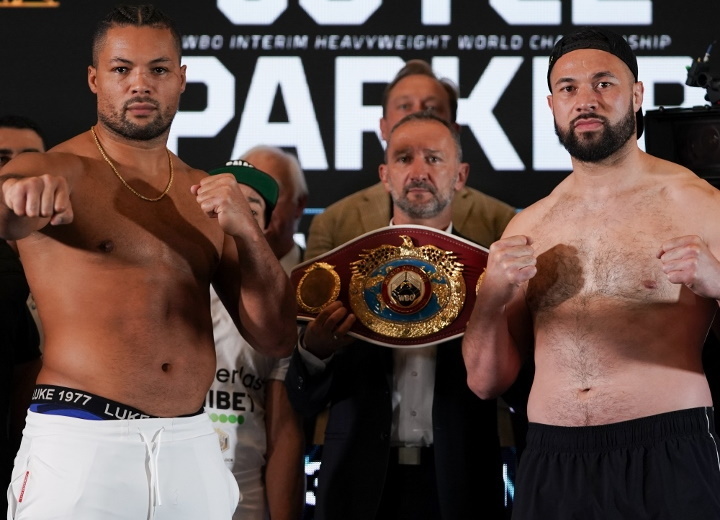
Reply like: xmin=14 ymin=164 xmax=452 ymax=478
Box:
xmin=92 ymin=4 xmax=182 ymax=66
xmin=381 ymin=59 xmax=459 ymax=123
xmin=547 ymin=27 xmax=643 ymax=138
xmin=0 ymin=114 xmax=47 ymax=150
xmin=387 ymin=111 xmax=463 ymax=162
xmin=548 ymin=28 xmax=638 ymax=89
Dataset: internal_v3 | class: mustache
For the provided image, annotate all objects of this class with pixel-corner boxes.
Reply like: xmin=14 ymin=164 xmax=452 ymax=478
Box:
xmin=123 ymin=97 xmax=160 ymax=110
xmin=403 ymin=180 xmax=437 ymax=196
xmin=571 ymin=113 xmax=608 ymax=128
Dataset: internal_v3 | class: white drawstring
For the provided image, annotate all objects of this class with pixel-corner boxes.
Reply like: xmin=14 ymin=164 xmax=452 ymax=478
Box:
xmin=704 ymin=409 xmax=720 ymax=473
xmin=138 ymin=426 xmax=165 ymax=519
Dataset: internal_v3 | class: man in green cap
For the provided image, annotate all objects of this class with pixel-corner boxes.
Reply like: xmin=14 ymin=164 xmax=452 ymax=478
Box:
xmin=206 ymin=160 xmax=304 ymax=520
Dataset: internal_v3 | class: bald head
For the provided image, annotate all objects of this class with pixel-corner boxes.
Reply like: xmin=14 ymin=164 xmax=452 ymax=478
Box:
xmin=241 ymin=146 xmax=308 ymax=259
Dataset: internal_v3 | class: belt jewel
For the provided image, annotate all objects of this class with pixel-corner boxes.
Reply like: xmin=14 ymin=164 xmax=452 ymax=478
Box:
xmin=348 ymin=234 xmax=465 ymax=339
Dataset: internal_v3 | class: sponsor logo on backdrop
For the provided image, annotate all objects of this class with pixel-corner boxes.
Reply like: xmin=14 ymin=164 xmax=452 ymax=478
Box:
xmin=170 ymin=0 xmax=705 ymax=173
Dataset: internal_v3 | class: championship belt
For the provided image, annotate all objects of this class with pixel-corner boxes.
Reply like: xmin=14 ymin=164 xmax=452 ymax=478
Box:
xmin=291 ymin=225 xmax=489 ymax=348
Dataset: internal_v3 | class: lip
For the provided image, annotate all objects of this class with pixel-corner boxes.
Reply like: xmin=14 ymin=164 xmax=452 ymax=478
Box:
xmin=573 ymin=118 xmax=603 ymax=131
xmin=126 ymin=103 xmax=157 ymax=115
xmin=405 ymin=187 xmax=433 ymax=197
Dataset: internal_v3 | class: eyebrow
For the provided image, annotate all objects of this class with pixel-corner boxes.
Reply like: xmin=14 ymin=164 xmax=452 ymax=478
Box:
xmin=109 ymin=56 xmax=173 ymax=65
xmin=391 ymin=146 xmax=443 ymax=157
xmin=554 ymin=70 xmax=619 ymax=86
xmin=390 ymin=146 xmax=413 ymax=157
xmin=392 ymin=93 xmax=439 ymax=103
xmin=245 ymin=195 xmax=264 ymax=207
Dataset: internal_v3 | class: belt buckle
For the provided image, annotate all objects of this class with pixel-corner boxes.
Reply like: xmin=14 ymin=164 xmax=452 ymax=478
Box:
xmin=397 ymin=446 xmax=422 ymax=465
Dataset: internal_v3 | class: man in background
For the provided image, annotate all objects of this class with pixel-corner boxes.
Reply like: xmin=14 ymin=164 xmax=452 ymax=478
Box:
xmin=0 ymin=114 xmax=44 ymax=514
xmin=300 ymin=59 xmax=530 ymax=509
xmin=306 ymin=59 xmax=517 ymax=259
xmin=286 ymin=112 xmax=506 ymax=520
xmin=206 ymin=159 xmax=304 ymax=520
xmin=241 ymin=145 xmax=308 ymax=271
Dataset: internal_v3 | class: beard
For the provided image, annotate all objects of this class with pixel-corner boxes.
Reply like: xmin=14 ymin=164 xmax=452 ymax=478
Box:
xmin=98 ymin=97 xmax=175 ymax=141
xmin=391 ymin=179 xmax=454 ymax=220
xmin=555 ymin=102 xmax=636 ymax=163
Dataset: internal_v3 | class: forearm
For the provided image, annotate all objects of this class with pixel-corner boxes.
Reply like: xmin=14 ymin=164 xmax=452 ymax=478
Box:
xmin=0 ymin=212 xmax=48 ymax=240
xmin=234 ymin=233 xmax=297 ymax=357
xmin=462 ymin=304 xmax=524 ymax=399
xmin=265 ymin=438 xmax=305 ymax=520
xmin=265 ymin=381 xmax=305 ymax=520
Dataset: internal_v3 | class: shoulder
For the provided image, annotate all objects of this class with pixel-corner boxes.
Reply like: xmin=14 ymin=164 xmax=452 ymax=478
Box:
xmin=320 ymin=183 xmax=386 ymax=215
xmin=648 ymin=155 xmax=719 ymax=205
xmin=452 ymin=186 xmax=517 ymax=245
xmin=646 ymin=157 xmax=720 ymax=251
xmin=174 ymin=156 xmax=210 ymax=184
xmin=456 ymin=186 xmax=515 ymax=212
xmin=499 ymin=188 xmax=559 ymax=238
xmin=655 ymin=157 xmax=720 ymax=219
xmin=454 ymin=186 xmax=516 ymax=222
xmin=3 ymin=146 xmax=87 ymax=179
xmin=310 ymin=183 xmax=387 ymax=228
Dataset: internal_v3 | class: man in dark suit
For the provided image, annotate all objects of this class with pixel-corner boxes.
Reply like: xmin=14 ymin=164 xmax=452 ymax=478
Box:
xmin=285 ymin=112 xmax=507 ymax=520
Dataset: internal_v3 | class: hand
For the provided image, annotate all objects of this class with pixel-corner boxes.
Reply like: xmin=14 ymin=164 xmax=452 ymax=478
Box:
xmin=658 ymin=235 xmax=720 ymax=299
xmin=482 ymin=235 xmax=537 ymax=306
xmin=191 ymin=174 xmax=256 ymax=236
xmin=2 ymin=174 xmax=73 ymax=226
xmin=304 ymin=300 xmax=356 ymax=359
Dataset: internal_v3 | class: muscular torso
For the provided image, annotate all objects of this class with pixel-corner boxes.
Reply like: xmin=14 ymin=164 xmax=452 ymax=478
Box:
xmin=17 ymin=140 xmax=226 ymax=416
xmin=522 ymin=179 xmax=717 ymax=426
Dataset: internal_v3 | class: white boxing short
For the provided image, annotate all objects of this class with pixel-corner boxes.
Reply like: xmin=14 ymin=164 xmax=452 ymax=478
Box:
xmin=7 ymin=410 xmax=240 ymax=520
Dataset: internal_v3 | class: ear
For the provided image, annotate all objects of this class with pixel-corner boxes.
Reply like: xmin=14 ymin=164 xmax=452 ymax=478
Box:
xmin=88 ymin=66 xmax=98 ymax=94
xmin=179 ymin=64 xmax=187 ymax=94
xmin=379 ymin=117 xmax=390 ymax=142
xmin=378 ymin=163 xmax=390 ymax=190
xmin=633 ymin=81 xmax=644 ymax=113
xmin=547 ymin=94 xmax=554 ymax=112
xmin=455 ymin=163 xmax=469 ymax=191
xmin=294 ymin=193 xmax=308 ymax=219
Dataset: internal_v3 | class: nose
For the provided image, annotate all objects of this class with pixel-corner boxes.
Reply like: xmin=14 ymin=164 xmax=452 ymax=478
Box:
xmin=130 ymin=69 xmax=152 ymax=95
xmin=407 ymin=159 xmax=428 ymax=182
xmin=575 ymin=84 xmax=598 ymax=112
xmin=407 ymin=100 xmax=423 ymax=113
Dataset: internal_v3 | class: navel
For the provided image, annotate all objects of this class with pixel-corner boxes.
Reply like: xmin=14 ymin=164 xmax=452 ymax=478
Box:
xmin=577 ymin=387 xmax=593 ymax=400
xmin=98 ymin=240 xmax=115 ymax=253
xmin=161 ymin=363 xmax=171 ymax=373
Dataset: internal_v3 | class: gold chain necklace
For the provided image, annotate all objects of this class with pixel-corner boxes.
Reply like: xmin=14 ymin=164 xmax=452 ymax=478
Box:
xmin=90 ymin=126 xmax=173 ymax=202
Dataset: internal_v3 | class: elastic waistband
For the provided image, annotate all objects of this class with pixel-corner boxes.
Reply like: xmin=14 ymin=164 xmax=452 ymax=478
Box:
xmin=23 ymin=408 xmax=215 ymax=442
xmin=30 ymin=384 xmax=202 ymax=421
xmin=527 ymin=407 xmax=716 ymax=452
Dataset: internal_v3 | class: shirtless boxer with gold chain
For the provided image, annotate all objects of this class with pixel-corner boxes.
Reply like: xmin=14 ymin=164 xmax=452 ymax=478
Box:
xmin=1 ymin=5 xmax=296 ymax=519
